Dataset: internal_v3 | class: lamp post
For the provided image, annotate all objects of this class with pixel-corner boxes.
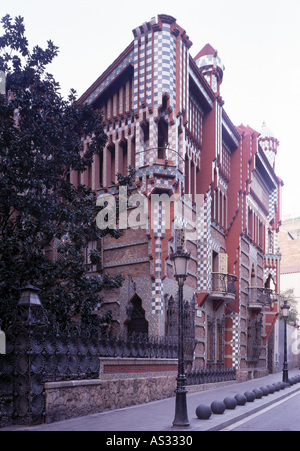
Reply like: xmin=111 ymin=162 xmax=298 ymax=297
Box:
xmin=170 ymin=246 xmax=190 ymax=428
xmin=281 ymin=299 xmax=290 ymax=384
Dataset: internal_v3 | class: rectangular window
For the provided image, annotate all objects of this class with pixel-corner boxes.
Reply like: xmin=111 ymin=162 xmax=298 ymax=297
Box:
xmin=83 ymin=241 xmax=97 ymax=273
xmin=188 ymin=95 xmax=203 ymax=145
xmin=248 ymin=208 xmax=253 ymax=237
xmin=217 ymin=319 xmax=225 ymax=363
xmin=221 ymin=143 xmax=231 ymax=180
xmin=207 ymin=316 xmax=215 ymax=363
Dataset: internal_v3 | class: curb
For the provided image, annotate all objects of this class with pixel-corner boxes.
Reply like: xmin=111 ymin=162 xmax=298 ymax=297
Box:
xmin=189 ymin=383 xmax=300 ymax=431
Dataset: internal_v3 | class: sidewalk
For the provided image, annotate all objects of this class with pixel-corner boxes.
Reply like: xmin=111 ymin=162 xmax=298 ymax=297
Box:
xmin=2 ymin=369 xmax=300 ymax=432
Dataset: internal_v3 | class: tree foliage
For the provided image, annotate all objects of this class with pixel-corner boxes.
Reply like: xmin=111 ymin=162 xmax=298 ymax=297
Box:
xmin=0 ymin=15 xmax=124 ymax=328
xmin=280 ymin=288 xmax=299 ymax=324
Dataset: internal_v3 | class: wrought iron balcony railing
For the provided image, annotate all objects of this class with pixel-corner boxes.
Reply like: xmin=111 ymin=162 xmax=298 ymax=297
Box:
xmin=247 ymin=287 xmax=273 ymax=309
xmin=247 ymin=317 xmax=263 ymax=362
xmin=210 ymin=273 xmax=238 ymax=304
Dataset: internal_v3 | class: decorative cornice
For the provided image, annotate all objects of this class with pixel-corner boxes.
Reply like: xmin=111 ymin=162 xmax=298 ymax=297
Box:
xmin=78 ymin=41 xmax=134 ymax=104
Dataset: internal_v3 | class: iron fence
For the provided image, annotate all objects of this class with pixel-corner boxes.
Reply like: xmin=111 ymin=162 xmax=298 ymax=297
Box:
xmin=186 ymin=367 xmax=236 ymax=385
xmin=0 ymin=289 xmax=233 ymax=428
xmin=0 ymin=319 xmax=188 ymax=427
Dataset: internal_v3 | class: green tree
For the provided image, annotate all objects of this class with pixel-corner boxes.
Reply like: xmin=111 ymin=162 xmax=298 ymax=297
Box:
xmin=0 ymin=14 xmax=124 ymax=328
xmin=279 ymin=288 xmax=299 ymax=324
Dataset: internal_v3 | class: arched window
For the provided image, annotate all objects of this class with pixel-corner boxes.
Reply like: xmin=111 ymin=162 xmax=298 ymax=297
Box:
xmin=140 ymin=120 xmax=149 ymax=166
xmin=106 ymin=139 xmax=116 ymax=185
xmin=125 ymin=294 xmax=148 ymax=337
xmin=158 ymin=118 xmax=168 ymax=159
xmin=251 ymin=264 xmax=256 ymax=287
xmin=185 ymin=155 xmax=190 ymax=196
xmin=165 ymin=296 xmax=177 ymax=337
xmin=119 ymin=137 xmax=128 ymax=177
xmin=265 ymin=273 xmax=276 ymax=291
xmin=131 ymin=135 xmax=136 ymax=169
xmin=97 ymin=151 xmax=103 ymax=187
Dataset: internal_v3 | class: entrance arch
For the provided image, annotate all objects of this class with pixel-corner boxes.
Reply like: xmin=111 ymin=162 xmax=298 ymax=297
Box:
xmin=125 ymin=294 xmax=149 ymax=337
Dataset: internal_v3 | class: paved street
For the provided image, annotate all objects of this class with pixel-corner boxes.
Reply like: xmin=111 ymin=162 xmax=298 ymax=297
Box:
xmin=222 ymin=391 xmax=300 ymax=431
xmin=2 ymin=369 xmax=300 ymax=432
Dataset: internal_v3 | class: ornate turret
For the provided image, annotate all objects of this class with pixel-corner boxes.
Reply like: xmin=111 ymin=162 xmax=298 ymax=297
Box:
xmin=194 ymin=43 xmax=224 ymax=95
xmin=258 ymin=121 xmax=279 ymax=169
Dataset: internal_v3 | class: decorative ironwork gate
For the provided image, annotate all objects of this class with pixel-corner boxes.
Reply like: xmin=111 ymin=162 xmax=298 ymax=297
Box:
xmin=0 ymin=288 xmax=50 ymax=427
xmin=165 ymin=294 xmax=196 ymax=366
xmin=207 ymin=315 xmax=225 ymax=368
xmin=247 ymin=317 xmax=263 ymax=363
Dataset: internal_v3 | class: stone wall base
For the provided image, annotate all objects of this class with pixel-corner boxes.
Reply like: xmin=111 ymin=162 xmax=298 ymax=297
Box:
xmin=236 ymin=368 xmax=269 ymax=382
xmin=45 ymin=358 xmax=178 ymax=424
xmin=45 ymin=375 xmax=177 ymax=424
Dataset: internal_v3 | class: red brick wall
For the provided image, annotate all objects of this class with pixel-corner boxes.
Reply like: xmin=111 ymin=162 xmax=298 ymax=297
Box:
xmin=104 ymin=364 xmax=178 ymax=374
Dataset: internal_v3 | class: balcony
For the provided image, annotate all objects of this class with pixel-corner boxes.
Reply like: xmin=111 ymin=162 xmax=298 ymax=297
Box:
xmin=248 ymin=287 xmax=273 ymax=310
xmin=210 ymin=273 xmax=238 ymax=304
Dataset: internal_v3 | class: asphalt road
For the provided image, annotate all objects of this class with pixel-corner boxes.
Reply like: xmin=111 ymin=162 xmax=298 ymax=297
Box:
xmin=221 ymin=391 xmax=300 ymax=431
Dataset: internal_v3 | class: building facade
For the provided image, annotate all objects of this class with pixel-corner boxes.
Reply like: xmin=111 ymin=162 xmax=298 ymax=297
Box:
xmin=278 ymin=219 xmax=300 ymax=318
xmin=77 ymin=14 xmax=282 ymax=379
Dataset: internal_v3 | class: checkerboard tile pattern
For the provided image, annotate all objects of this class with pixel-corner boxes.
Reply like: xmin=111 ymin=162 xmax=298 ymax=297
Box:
xmin=153 ymin=25 xmax=177 ymax=111
xmin=269 ymin=187 xmax=277 ymax=219
xmin=152 ymin=201 xmax=166 ymax=314
xmin=197 ymin=193 xmax=212 ymax=293
xmin=231 ymin=313 xmax=240 ymax=369
xmin=152 ymin=200 xmax=166 ymax=238
xmin=152 ymin=278 xmax=163 ymax=314
xmin=132 ymin=22 xmax=177 ymax=118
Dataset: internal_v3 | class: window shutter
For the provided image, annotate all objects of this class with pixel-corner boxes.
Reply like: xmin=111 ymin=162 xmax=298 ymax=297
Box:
xmin=218 ymin=253 xmax=228 ymax=274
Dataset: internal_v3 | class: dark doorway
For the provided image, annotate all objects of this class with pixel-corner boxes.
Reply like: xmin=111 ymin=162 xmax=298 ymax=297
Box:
xmin=126 ymin=294 xmax=149 ymax=337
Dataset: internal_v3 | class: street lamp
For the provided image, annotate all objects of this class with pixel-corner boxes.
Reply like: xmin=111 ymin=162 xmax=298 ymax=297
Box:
xmin=281 ymin=299 xmax=290 ymax=384
xmin=170 ymin=246 xmax=190 ymax=428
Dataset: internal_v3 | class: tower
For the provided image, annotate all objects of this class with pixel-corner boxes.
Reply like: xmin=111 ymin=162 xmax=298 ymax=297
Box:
xmin=258 ymin=121 xmax=279 ymax=169
xmin=194 ymin=43 xmax=224 ymax=95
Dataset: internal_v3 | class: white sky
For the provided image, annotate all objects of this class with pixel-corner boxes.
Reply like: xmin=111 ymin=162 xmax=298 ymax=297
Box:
xmin=2 ymin=0 xmax=300 ymax=218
